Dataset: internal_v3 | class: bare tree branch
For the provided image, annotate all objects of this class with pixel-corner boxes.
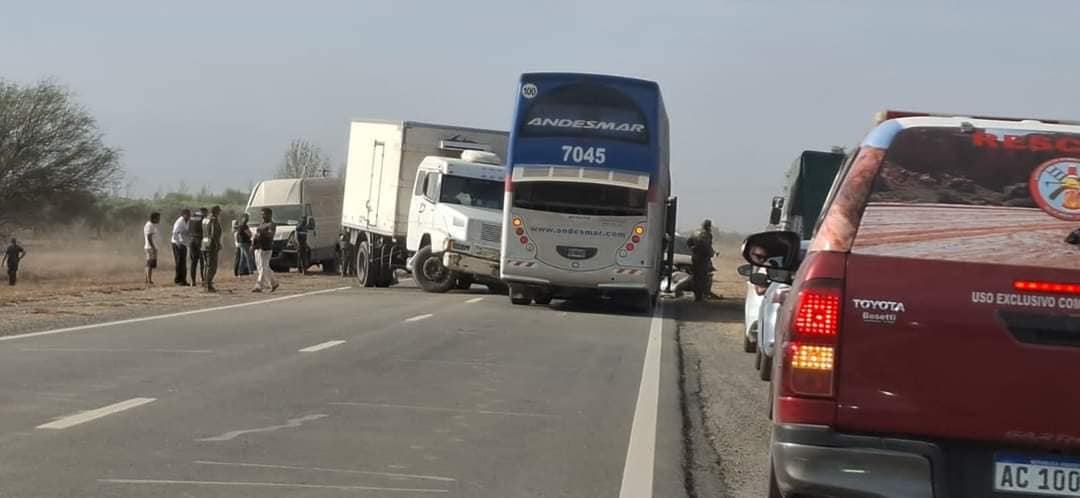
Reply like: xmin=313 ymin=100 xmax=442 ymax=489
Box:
xmin=275 ymin=138 xmax=332 ymax=179
xmin=0 ymin=79 xmax=122 ymax=229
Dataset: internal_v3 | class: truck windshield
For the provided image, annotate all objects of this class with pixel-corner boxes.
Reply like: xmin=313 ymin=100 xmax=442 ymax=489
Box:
xmin=439 ymin=175 xmax=504 ymax=209
xmin=246 ymin=205 xmax=303 ymax=225
xmin=513 ymin=181 xmax=647 ymax=216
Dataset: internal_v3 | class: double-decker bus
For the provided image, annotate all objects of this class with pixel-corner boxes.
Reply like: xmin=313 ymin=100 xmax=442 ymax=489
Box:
xmin=500 ymin=72 xmax=670 ymax=311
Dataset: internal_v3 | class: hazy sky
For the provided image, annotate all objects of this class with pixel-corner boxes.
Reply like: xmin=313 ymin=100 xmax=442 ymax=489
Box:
xmin=4 ymin=0 xmax=1079 ymax=231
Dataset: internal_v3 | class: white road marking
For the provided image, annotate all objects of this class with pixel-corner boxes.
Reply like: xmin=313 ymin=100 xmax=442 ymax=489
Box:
xmin=617 ymin=303 xmax=664 ymax=498
xmin=193 ymin=460 xmax=456 ymax=482
xmin=329 ymin=402 xmax=558 ymax=418
xmin=18 ymin=347 xmax=214 ymax=354
xmin=196 ymin=414 xmax=327 ymax=441
xmin=37 ymin=397 xmax=156 ymax=430
xmin=298 ymin=340 xmax=346 ymax=353
xmin=0 ymin=287 xmax=349 ymax=343
xmin=465 ymin=297 xmax=484 ymax=304
xmin=404 ymin=313 xmax=433 ymax=323
xmin=98 ymin=479 xmax=448 ymax=493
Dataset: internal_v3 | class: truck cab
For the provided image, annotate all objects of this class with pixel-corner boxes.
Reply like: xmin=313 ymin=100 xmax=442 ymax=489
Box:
xmin=406 ymin=150 xmax=507 ymax=293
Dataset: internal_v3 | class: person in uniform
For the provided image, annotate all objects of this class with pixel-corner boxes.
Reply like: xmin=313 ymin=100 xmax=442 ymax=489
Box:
xmin=201 ymin=206 xmax=223 ymax=292
xmin=189 ymin=207 xmax=206 ymax=286
xmin=686 ymin=219 xmax=716 ymax=302
xmin=3 ymin=238 xmax=26 ymax=286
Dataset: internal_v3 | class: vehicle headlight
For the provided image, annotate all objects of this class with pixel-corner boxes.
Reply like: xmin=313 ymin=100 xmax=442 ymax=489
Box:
xmin=447 ymin=239 xmax=471 ymax=253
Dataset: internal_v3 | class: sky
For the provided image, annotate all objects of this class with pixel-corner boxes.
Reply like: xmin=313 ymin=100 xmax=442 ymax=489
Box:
xmin=4 ymin=0 xmax=1080 ymax=232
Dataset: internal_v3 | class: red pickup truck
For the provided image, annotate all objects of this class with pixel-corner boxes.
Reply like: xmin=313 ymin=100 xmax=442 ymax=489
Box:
xmin=745 ymin=111 xmax=1080 ymax=498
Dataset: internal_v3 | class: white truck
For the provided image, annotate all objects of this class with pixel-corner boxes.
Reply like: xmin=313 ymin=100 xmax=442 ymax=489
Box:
xmin=245 ymin=176 xmax=344 ymax=273
xmin=341 ymin=120 xmax=509 ymax=293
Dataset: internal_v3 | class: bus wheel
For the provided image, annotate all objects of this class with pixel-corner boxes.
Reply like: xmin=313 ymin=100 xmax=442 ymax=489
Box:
xmin=533 ymin=288 xmax=553 ymax=305
xmin=633 ymin=292 xmax=655 ymax=314
xmin=486 ymin=282 xmax=509 ymax=295
xmin=413 ymin=246 xmax=454 ymax=293
xmin=509 ymin=284 xmax=532 ymax=305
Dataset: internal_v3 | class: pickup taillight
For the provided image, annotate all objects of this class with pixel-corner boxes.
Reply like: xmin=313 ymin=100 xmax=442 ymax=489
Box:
xmin=782 ymin=283 xmax=842 ymax=398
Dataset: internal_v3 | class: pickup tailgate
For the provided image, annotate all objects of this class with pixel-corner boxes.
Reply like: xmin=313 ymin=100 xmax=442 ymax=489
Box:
xmin=836 ymin=213 xmax=1080 ymax=446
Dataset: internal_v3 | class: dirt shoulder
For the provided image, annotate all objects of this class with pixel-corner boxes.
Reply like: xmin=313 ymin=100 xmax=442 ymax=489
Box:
xmin=676 ymin=298 xmax=771 ymax=498
xmin=0 ymin=272 xmax=349 ymax=338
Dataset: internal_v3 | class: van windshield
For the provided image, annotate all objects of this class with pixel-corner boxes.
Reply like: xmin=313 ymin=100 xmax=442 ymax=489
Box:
xmin=246 ymin=205 xmax=303 ymax=225
xmin=439 ymin=175 xmax=504 ymax=210
xmin=513 ymin=181 xmax=647 ymax=216
xmin=852 ymin=126 xmax=1080 ymax=269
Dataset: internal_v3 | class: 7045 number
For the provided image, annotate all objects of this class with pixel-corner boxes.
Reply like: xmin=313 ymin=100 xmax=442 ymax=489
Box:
xmin=561 ymin=146 xmax=606 ymax=165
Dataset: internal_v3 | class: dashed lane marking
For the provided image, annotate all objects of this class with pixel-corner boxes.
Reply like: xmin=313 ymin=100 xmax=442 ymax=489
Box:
xmin=37 ymin=397 xmax=156 ymax=430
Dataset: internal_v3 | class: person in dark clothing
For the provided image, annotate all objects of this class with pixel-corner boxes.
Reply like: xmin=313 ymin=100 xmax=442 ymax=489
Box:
xmin=188 ymin=207 xmax=207 ymax=285
xmin=201 ymin=206 xmax=223 ymax=292
xmin=296 ymin=215 xmax=310 ymax=275
xmin=234 ymin=213 xmax=254 ymax=276
xmin=686 ymin=219 xmax=716 ymax=302
xmin=253 ymin=208 xmax=279 ymax=293
xmin=3 ymin=238 xmax=26 ymax=286
xmin=338 ymin=231 xmax=354 ymax=277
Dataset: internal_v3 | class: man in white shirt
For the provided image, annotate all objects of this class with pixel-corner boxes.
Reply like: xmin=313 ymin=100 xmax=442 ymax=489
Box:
xmin=171 ymin=209 xmax=191 ymax=286
xmin=144 ymin=212 xmax=161 ymax=285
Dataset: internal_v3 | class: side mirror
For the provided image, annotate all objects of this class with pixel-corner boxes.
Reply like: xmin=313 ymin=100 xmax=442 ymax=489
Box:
xmin=766 ymin=267 xmax=796 ymax=285
xmin=769 ymin=196 xmax=785 ymax=226
xmin=741 ymin=230 xmax=800 ymax=270
xmin=736 ymin=264 xmax=754 ymax=277
xmin=749 ymin=273 xmax=771 ymax=287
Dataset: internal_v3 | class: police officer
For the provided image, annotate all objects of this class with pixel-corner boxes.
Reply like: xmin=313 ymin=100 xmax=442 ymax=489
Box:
xmin=686 ymin=219 xmax=716 ymax=302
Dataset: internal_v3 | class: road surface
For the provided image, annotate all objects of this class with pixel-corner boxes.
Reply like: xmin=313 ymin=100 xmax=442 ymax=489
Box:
xmin=0 ymin=282 xmax=686 ymax=497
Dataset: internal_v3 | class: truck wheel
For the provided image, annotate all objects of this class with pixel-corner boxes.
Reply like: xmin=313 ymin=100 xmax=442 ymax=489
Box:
xmin=509 ymin=284 xmax=532 ymax=305
xmin=355 ymin=241 xmax=374 ymax=288
xmin=413 ymin=246 xmax=454 ymax=293
xmin=486 ymin=282 xmax=509 ymax=295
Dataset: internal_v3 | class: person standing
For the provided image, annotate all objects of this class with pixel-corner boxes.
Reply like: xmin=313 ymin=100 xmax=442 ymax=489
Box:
xmin=686 ymin=219 xmax=716 ymax=302
xmin=3 ymin=238 xmax=26 ymax=286
xmin=253 ymin=207 xmax=279 ymax=293
xmin=296 ymin=215 xmax=310 ymax=275
xmin=234 ymin=213 xmax=254 ymax=276
xmin=171 ymin=209 xmax=191 ymax=286
xmin=338 ymin=231 xmax=354 ymax=277
xmin=188 ymin=207 xmax=206 ymax=286
xmin=144 ymin=212 xmax=161 ymax=286
xmin=201 ymin=206 xmax=223 ymax=292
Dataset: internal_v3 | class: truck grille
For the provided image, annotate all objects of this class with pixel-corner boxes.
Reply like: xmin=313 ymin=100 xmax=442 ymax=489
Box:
xmin=481 ymin=223 xmax=501 ymax=243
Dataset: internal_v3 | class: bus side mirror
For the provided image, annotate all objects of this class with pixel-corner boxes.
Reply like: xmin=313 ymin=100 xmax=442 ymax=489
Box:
xmin=769 ymin=196 xmax=785 ymax=226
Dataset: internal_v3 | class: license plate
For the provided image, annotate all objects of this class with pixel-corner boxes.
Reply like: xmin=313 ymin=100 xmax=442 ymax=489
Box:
xmin=567 ymin=248 xmax=587 ymax=259
xmin=995 ymin=453 xmax=1080 ymax=496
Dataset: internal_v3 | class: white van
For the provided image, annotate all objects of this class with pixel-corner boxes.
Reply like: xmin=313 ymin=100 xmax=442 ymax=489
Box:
xmin=246 ymin=177 xmax=344 ymax=272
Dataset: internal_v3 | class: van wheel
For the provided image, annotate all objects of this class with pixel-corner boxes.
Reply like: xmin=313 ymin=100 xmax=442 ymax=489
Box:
xmin=744 ymin=325 xmax=757 ymax=353
xmin=355 ymin=241 xmax=374 ymax=287
xmin=413 ymin=246 xmax=454 ymax=293
xmin=759 ymin=353 xmax=773 ymax=382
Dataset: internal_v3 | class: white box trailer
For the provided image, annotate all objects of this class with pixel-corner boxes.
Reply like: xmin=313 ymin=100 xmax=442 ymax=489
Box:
xmin=341 ymin=120 xmax=508 ymax=289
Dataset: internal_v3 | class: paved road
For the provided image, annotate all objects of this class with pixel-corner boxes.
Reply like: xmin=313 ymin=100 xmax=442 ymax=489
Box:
xmin=0 ymin=282 xmax=686 ymax=497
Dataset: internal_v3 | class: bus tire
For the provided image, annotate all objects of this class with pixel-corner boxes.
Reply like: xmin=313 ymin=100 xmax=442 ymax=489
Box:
xmin=633 ymin=292 xmax=655 ymax=314
xmin=413 ymin=246 xmax=454 ymax=293
xmin=509 ymin=284 xmax=532 ymax=305
xmin=487 ymin=282 xmax=509 ymax=295
xmin=533 ymin=288 xmax=553 ymax=305
xmin=355 ymin=241 xmax=374 ymax=288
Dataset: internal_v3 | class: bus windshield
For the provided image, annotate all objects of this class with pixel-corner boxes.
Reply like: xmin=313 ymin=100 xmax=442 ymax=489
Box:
xmin=513 ymin=181 xmax=646 ymax=216
xmin=439 ymin=175 xmax=504 ymax=210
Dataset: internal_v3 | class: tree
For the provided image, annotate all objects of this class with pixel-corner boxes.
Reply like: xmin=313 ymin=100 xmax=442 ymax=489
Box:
xmin=275 ymin=138 xmax=332 ymax=179
xmin=0 ymin=79 xmax=122 ymax=229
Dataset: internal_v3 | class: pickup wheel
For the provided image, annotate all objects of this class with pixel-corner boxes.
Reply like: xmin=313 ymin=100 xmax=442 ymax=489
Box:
xmin=413 ymin=246 xmax=454 ymax=293
xmin=355 ymin=241 xmax=374 ymax=288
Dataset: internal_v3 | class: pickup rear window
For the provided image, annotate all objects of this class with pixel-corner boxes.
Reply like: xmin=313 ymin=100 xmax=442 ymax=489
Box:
xmin=851 ymin=126 xmax=1080 ymax=269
